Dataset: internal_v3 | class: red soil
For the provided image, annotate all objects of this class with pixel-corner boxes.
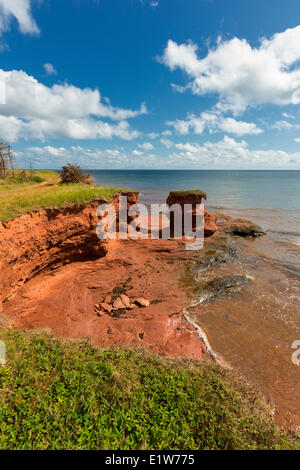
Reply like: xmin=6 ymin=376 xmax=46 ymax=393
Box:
xmin=0 ymin=192 xmax=213 ymax=359
xmin=0 ymin=192 xmax=261 ymax=360
xmin=2 ymin=237 xmax=206 ymax=359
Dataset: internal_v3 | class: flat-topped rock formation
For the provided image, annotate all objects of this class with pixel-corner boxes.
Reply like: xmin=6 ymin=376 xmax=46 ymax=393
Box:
xmin=0 ymin=189 xmax=264 ymax=361
xmin=167 ymin=190 xmax=218 ymax=239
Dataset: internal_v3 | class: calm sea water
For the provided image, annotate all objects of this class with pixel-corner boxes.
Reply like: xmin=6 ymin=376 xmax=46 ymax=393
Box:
xmin=89 ymin=170 xmax=300 ymax=417
xmin=89 ymin=170 xmax=300 ymax=238
xmin=89 ymin=169 xmax=300 ymax=276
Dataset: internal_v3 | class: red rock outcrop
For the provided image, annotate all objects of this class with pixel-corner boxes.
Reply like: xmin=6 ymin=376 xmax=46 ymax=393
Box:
xmin=204 ymin=208 xmax=218 ymax=237
xmin=166 ymin=190 xmax=207 ymax=207
xmin=0 ymin=191 xmax=207 ymax=360
xmin=1 ymin=236 xmax=206 ymax=359
xmin=166 ymin=190 xmax=218 ymax=238
xmin=0 ymin=191 xmax=138 ymax=305
xmin=0 ymin=189 xmax=264 ymax=360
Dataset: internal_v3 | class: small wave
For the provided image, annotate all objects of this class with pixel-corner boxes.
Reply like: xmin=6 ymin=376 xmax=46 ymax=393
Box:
xmin=268 ymin=230 xmax=300 ymax=236
xmin=210 ymin=206 xmax=288 ymax=213
xmin=289 ymin=239 xmax=300 ymax=247
xmin=208 ymin=205 xmax=226 ymax=210
xmin=269 ymin=259 xmax=300 ymax=278
xmin=183 ymin=308 xmax=230 ymax=369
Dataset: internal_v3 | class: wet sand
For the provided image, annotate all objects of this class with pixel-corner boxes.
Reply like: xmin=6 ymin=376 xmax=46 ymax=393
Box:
xmin=190 ymin=234 xmax=300 ymax=429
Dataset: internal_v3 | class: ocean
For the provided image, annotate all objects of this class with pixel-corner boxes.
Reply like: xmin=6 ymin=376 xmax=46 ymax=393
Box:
xmin=89 ymin=169 xmax=300 ymax=282
xmin=90 ymin=169 xmax=300 ymax=243
xmin=88 ymin=169 xmax=300 ymax=426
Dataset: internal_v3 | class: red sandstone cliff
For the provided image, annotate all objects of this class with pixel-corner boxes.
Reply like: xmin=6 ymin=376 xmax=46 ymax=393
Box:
xmin=0 ymin=192 xmax=139 ymax=304
xmin=0 ymin=190 xmax=262 ymax=360
xmin=0 ymin=192 xmax=209 ymax=360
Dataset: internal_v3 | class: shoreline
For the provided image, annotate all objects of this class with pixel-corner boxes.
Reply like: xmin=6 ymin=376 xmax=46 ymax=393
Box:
xmin=188 ymin=234 xmax=300 ymax=431
xmin=0 ymin=177 xmax=299 ymax=433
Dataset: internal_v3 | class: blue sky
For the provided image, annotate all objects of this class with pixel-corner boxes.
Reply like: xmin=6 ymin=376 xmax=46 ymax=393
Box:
xmin=1 ymin=0 xmax=300 ymax=169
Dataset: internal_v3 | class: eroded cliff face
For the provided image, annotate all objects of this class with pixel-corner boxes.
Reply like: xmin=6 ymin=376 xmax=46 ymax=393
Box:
xmin=0 ymin=190 xmax=265 ymax=362
xmin=2 ymin=192 xmax=298 ymax=430
xmin=0 ymin=192 xmax=139 ymax=305
xmin=0 ymin=191 xmax=210 ymax=360
xmin=0 ymin=203 xmax=105 ymax=304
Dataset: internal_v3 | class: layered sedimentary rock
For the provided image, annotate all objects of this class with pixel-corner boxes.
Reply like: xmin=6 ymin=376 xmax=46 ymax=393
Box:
xmin=166 ymin=190 xmax=208 ymax=206
xmin=0 ymin=190 xmax=208 ymax=360
xmin=0 ymin=189 xmax=265 ymax=361
xmin=0 ymin=192 xmax=138 ymax=304
xmin=166 ymin=190 xmax=218 ymax=238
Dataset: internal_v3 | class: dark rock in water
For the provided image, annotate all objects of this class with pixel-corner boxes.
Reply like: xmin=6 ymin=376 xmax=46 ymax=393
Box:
xmin=214 ymin=212 xmax=265 ymax=238
xmin=199 ymin=275 xmax=249 ymax=303
xmin=223 ymin=220 xmax=265 ymax=238
xmin=196 ymin=234 xmax=241 ymax=269
xmin=204 ymin=275 xmax=249 ymax=294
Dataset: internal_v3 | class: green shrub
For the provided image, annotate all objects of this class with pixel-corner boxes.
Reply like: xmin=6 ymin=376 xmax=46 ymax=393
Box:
xmin=0 ymin=330 xmax=295 ymax=450
xmin=6 ymin=172 xmax=45 ymax=184
xmin=60 ymin=164 xmax=93 ymax=185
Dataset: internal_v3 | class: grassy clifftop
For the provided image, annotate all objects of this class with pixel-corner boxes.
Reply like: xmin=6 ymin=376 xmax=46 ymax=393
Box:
xmin=0 ymin=329 xmax=295 ymax=450
xmin=0 ymin=170 xmax=122 ymax=221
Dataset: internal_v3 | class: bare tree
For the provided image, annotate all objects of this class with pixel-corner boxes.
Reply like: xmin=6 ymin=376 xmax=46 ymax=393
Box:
xmin=7 ymin=145 xmax=15 ymax=177
xmin=0 ymin=143 xmax=16 ymax=179
xmin=0 ymin=142 xmax=8 ymax=179
xmin=0 ymin=142 xmax=15 ymax=179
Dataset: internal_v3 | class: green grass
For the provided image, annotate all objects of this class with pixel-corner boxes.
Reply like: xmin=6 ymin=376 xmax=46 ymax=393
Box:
xmin=0 ymin=329 xmax=296 ymax=450
xmin=0 ymin=184 xmax=122 ymax=221
xmin=0 ymin=170 xmax=124 ymax=221
xmin=0 ymin=170 xmax=58 ymax=188
xmin=7 ymin=174 xmax=45 ymax=184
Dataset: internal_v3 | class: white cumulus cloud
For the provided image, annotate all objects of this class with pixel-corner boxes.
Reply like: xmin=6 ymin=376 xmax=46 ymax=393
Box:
xmin=16 ymin=138 xmax=300 ymax=169
xmin=132 ymin=149 xmax=144 ymax=156
xmin=43 ymin=63 xmax=57 ymax=76
xmin=138 ymin=142 xmax=154 ymax=151
xmin=167 ymin=112 xmax=263 ymax=136
xmin=170 ymin=136 xmax=300 ymax=169
xmin=147 ymin=132 xmax=159 ymax=139
xmin=0 ymin=0 xmax=39 ymax=35
xmin=161 ymin=129 xmax=172 ymax=136
xmin=0 ymin=68 xmax=146 ymax=142
xmin=160 ymin=138 xmax=173 ymax=149
xmin=271 ymin=120 xmax=300 ymax=131
xmin=159 ymin=25 xmax=300 ymax=112
xmin=218 ymin=117 xmax=263 ymax=136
